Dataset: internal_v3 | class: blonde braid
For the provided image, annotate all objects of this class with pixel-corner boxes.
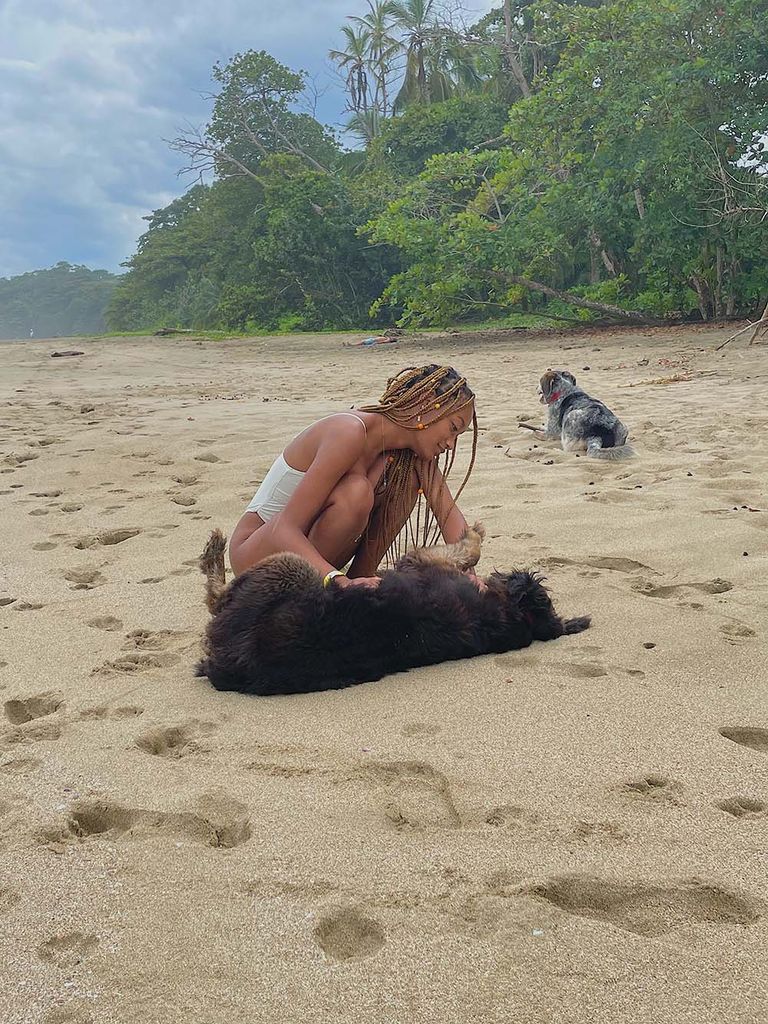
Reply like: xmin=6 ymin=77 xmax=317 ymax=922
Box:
xmin=358 ymin=365 xmax=478 ymax=565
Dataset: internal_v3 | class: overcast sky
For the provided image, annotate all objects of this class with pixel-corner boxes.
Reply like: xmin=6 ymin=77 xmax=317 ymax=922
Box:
xmin=0 ymin=0 xmax=495 ymax=279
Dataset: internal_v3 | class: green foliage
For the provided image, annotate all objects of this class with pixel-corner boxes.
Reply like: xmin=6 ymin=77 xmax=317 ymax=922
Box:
xmin=0 ymin=262 xmax=119 ymax=339
xmin=368 ymin=95 xmax=509 ymax=177
xmin=366 ymin=0 xmax=768 ymax=324
xmin=108 ymin=2 xmax=768 ymax=336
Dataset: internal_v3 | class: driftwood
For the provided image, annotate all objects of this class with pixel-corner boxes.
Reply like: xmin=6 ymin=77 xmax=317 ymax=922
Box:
xmin=50 ymin=350 xmax=84 ymax=358
xmin=715 ymin=301 xmax=768 ymax=350
xmin=154 ymin=327 xmax=194 ymax=336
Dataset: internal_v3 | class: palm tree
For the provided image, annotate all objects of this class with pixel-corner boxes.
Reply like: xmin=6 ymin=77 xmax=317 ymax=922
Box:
xmin=390 ymin=0 xmax=435 ymax=109
xmin=351 ymin=0 xmax=400 ymax=118
xmin=329 ymin=25 xmax=372 ymax=114
xmin=390 ymin=0 xmax=480 ymax=111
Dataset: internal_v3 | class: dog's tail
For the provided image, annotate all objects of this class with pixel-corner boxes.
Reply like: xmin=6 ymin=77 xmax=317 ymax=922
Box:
xmin=199 ymin=529 xmax=228 ymax=614
xmin=586 ymin=438 xmax=635 ymax=460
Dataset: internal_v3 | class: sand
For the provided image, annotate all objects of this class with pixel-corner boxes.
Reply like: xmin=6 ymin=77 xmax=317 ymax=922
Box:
xmin=0 ymin=325 xmax=766 ymax=1024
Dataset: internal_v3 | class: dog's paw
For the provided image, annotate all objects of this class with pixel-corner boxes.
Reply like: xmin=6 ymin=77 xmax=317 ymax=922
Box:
xmin=466 ymin=521 xmax=486 ymax=544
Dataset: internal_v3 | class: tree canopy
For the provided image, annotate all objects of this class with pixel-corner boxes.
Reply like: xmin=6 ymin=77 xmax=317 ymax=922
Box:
xmin=0 ymin=262 xmax=119 ymax=340
xmin=106 ymin=0 xmax=768 ymax=334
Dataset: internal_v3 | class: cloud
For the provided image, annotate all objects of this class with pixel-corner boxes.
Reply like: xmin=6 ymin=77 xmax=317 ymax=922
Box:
xmin=0 ymin=0 xmax=494 ymax=278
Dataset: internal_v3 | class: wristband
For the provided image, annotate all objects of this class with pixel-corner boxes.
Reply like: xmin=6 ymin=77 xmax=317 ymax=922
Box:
xmin=323 ymin=569 xmax=345 ymax=589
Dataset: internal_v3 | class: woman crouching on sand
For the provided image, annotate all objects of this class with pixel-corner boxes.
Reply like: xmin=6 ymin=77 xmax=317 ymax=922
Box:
xmin=229 ymin=364 xmax=478 ymax=589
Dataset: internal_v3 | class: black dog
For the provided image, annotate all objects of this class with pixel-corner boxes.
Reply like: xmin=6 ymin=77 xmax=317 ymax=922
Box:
xmin=196 ymin=524 xmax=590 ymax=695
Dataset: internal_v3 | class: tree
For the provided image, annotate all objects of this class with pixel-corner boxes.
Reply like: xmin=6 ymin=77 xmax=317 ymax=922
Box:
xmin=366 ymin=0 xmax=768 ymax=325
xmin=0 ymin=263 xmax=119 ymax=339
xmin=170 ymin=51 xmax=339 ymax=182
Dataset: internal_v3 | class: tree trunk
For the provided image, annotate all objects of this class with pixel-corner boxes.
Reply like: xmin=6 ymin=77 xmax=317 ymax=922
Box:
xmin=714 ymin=246 xmax=724 ymax=318
xmin=491 ymin=271 xmax=649 ymax=322
xmin=590 ymin=230 xmax=616 ymax=276
xmin=634 ymin=187 xmax=646 ymax=220
xmin=502 ymin=0 xmax=532 ymax=98
xmin=690 ymin=275 xmax=711 ymax=321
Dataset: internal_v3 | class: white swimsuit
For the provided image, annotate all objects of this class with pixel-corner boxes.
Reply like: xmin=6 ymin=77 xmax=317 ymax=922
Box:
xmin=245 ymin=413 xmax=367 ymax=521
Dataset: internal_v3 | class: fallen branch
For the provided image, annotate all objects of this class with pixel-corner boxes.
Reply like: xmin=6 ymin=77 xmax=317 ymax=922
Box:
xmin=715 ymin=300 xmax=768 ymax=350
xmin=489 ymin=271 xmax=650 ymax=323
xmin=154 ymin=327 xmax=194 ymax=336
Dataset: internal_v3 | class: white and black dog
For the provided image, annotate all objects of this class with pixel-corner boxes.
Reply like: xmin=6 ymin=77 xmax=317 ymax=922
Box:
xmin=520 ymin=369 xmax=634 ymax=460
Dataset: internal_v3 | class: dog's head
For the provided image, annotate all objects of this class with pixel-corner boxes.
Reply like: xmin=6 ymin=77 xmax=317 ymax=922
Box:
xmin=538 ymin=369 xmax=577 ymax=405
xmin=489 ymin=569 xmax=593 ymax=638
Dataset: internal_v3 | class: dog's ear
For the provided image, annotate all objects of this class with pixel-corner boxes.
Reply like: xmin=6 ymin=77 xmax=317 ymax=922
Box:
xmin=561 ymin=370 xmax=577 ymax=385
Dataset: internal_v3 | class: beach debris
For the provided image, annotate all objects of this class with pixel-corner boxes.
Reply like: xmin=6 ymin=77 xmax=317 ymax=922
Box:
xmin=154 ymin=327 xmax=193 ymax=336
xmin=50 ymin=350 xmax=84 ymax=358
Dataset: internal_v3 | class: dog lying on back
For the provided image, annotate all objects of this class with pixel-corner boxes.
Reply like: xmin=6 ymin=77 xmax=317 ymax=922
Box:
xmin=196 ymin=524 xmax=590 ymax=695
xmin=521 ymin=369 xmax=634 ymax=460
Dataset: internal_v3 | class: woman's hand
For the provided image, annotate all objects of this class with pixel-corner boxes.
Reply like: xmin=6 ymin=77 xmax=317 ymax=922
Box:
xmin=335 ymin=575 xmax=381 ymax=589
xmin=464 ymin=567 xmax=487 ymax=592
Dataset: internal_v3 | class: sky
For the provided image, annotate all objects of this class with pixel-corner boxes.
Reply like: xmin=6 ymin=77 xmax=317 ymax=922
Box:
xmin=0 ymin=0 xmax=494 ymax=280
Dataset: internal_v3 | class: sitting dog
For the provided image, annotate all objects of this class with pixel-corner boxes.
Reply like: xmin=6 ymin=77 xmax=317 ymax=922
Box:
xmin=196 ymin=524 xmax=590 ymax=695
xmin=520 ymin=369 xmax=634 ymax=459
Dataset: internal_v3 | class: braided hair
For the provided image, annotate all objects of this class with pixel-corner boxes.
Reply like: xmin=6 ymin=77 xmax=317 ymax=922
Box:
xmin=358 ymin=364 xmax=477 ymax=564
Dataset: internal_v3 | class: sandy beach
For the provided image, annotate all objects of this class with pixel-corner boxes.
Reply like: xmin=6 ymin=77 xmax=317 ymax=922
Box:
xmin=1 ymin=324 xmax=766 ymax=1024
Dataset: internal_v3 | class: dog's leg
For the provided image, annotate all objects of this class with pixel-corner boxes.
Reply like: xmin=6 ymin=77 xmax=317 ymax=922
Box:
xmin=395 ymin=521 xmax=485 ymax=573
xmin=199 ymin=529 xmax=228 ymax=614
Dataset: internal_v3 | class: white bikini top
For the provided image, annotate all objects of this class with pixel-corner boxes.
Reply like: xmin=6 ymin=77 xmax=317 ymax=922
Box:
xmin=245 ymin=413 xmax=367 ymax=521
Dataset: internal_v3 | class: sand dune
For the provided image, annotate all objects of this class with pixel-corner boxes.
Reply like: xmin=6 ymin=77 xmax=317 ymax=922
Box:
xmin=1 ymin=325 xmax=766 ymax=1023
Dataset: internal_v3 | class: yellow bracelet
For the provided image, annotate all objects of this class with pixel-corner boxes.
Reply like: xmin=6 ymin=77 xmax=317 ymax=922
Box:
xmin=323 ymin=569 xmax=345 ymax=589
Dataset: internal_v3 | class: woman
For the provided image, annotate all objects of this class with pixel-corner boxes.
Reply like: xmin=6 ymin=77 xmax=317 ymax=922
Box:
xmin=229 ymin=364 xmax=478 ymax=589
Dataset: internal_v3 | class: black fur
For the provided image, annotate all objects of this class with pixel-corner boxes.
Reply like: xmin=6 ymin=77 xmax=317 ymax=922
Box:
xmin=196 ymin=553 xmax=590 ymax=696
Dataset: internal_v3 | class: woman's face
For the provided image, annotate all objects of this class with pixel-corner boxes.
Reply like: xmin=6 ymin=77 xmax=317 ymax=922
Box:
xmin=413 ymin=400 xmax=474 ymax=459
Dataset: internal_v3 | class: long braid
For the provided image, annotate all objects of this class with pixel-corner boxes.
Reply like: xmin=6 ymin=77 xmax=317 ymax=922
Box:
xmin=358 ymin=365 xmax=477 ymax=565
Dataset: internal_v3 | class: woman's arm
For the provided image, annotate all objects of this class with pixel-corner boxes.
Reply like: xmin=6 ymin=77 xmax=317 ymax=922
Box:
xmin=417 ymin=461 xmax=468 ymax=545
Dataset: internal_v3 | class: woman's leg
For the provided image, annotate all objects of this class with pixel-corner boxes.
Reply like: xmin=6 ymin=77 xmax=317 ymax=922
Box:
xmin=229 ymin=472 xmax=374 ymax=575
xmin=346 ymin=466 xmax=420 ymax=577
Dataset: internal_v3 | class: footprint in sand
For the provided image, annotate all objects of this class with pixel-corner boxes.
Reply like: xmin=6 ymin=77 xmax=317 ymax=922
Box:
xmin=484 ymin=804 xmax=528 ymax=828
xmin=122 ymin=629 xmax=186 ymax=652
xmin=540 ymin=555 xmax=660 ymax=575
xmin=134 ymin=722 xmax=214 ymax=758
xmin=2 ymin=720 xmax=62 ymax=745
xmin=401 ymin=722 xmax=441 ymax=737
xmin=0 ymin=755 xmax=41 ymax=775
xmin=11 ymin=601 xmax=44 ymax=611
xmin=73 ymin=527 xmax=141 ymax=550
xmin=194 ymin=452 xmax=220 ymax=464
xmin=719 ymin=727 xmax=768 ymax=755
xmin=357 ymin=760 xmax=460 ymax=831
xmin=79 ymin=705 xmax=144 ymax=721
xmin=558 ymin=662 xmax=608 ymax=679
xmin=719 ymin=622 xmax=757 ymax=640
xmin=520 ymin=875 xmax=762 ymax=937
xmin=4 ymin=692 xmax=63 ymax=725
xmin=0 ymin=597 xmax=16 ymax=608
xmin=170 ymin=493 xmax=197 ymax=506
xmin=62 ymin=567 xmax=105 ymax=591
xmin=50 ymin=793 xmax=250 ymax=849
xmin=37 ymin=932 xmax=99 ymax=969
xmin=32 ymin=542 xmax=58 ymax=551
xmin=313 ymin=906 xmax=385 ymax=961
xmin=618 ymin=773 xmax=680 ymax=803
xmin=633 ymin=578 xmax=733 ymax=599
xmin=716 ymin=796 xmax=767 ymax=820
xmin=0 ymin=886 xmax=21 ymax=913
xmin=93 ymin=651 xmax=181 ymax=675
xmin=86 ymin=616 xmax=123 ymax=632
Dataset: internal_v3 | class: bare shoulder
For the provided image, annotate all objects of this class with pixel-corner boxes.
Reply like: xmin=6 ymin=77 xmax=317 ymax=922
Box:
xmin=285 ymin=412 xmax=368 ymax=473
